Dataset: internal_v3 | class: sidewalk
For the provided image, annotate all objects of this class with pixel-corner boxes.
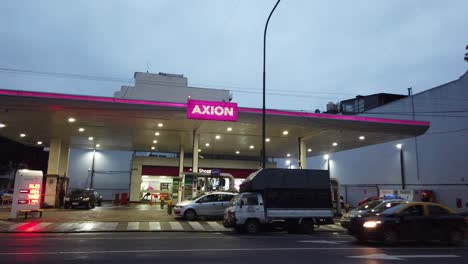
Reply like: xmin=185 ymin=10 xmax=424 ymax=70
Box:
xmin=0 ymin=203 xmax=346 ymax=233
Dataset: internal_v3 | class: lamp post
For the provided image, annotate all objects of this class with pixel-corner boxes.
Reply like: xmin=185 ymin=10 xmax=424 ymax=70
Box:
xmin=262 ymin=0 xmax=281 ymax=168
xmin=396 ymin=144 xmax=405 ymax=189
xmin=323 ymin=154 xmax=330 ymax=172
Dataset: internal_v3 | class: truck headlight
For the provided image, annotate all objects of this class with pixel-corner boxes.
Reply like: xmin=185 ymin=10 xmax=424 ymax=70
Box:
xmin=363 ymin=221 xmax=381 ymax=228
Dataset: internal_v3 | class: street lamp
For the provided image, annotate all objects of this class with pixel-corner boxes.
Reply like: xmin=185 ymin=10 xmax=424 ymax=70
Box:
xmin=262 ymin=0 xmax=281 ymax=168
xmin=323 ymin=154 xmax=330 ymax=171
xmin=396 ymin=144 xmax=405 ymax=189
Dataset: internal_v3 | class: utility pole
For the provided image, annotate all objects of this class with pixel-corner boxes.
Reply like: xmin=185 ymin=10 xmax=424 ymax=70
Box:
xmin=262 ymin=0 xmax=281 ymax=168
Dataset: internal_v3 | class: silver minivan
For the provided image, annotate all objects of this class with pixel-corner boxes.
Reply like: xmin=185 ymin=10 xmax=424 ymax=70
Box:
xmin=173 ymin=192 xmax=236 ymax=220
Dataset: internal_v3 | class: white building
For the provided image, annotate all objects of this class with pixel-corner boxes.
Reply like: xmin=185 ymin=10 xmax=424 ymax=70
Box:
xmin=309 ymin=71 xmax=468 ymax=211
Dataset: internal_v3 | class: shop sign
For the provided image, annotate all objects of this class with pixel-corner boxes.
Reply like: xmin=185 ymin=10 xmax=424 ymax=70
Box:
xmin=187 ymin=99 xmax=238 ymax=122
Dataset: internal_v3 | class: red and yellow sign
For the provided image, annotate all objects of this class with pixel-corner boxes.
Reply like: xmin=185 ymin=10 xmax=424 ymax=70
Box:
xmin=28 ymin=183 xmax=41 ymax=205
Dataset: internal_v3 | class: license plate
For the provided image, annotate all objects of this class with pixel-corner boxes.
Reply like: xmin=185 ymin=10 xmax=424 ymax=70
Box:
xmin=72 ymin=202 xmax=79 ymax=205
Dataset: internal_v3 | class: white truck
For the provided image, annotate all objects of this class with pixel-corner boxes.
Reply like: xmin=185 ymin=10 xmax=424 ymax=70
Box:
xmin=223 ymin=168 xmax=334 ymax=234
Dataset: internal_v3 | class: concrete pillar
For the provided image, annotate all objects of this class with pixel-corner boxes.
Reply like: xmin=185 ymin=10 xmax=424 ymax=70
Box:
xmin=130 ymin=157 xmax=142 ymax=202
xmin=299 ymin=137 xmax=307 ymax=169
xmin=179 ymin=144 xmax=184 ymax=176
xmin=192 ymin=130 xmax=199 ymax=173
xmin=44 ymin=139 xmax=69 ymax=208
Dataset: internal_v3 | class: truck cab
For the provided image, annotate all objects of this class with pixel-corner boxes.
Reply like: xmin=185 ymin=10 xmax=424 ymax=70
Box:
xmin=224 ymin=192 xmax=265 ymax=229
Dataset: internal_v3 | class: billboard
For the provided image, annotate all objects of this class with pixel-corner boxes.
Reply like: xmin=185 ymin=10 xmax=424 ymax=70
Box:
xmin=187 ymin=99 xmax=238 ymax=122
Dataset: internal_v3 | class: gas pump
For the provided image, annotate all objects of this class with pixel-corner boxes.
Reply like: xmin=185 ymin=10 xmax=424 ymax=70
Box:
xmin=182 ymin=172 xmax=235 ymax=200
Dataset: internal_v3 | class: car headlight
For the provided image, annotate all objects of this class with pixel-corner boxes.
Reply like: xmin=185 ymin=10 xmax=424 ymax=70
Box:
xmin=363 ymin=221 xmax=381 ymax=228
xmin=174 ymin=205 xmax=182 ymax=209
xmin=65 ymin=197 xmax=70 ymax=201
xmin=82 ymin=197 xmax=90 ymax=201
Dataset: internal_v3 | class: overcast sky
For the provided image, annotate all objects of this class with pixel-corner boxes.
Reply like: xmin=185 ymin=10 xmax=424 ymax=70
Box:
xmin=1 ymin=0 xmax=467 ymax=111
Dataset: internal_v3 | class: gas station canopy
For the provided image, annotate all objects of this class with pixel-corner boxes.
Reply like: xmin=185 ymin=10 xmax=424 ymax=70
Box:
xmin=0 ymin=89 xmax=430 ymax=158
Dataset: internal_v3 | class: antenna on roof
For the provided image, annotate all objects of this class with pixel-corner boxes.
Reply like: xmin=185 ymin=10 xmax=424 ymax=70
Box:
xmin=146 ymin=61 xmax=150 ymax=73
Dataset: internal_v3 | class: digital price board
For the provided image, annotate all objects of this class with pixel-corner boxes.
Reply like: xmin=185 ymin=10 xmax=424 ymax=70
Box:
xmin=10 ymin=170 xmax=43 ymax=219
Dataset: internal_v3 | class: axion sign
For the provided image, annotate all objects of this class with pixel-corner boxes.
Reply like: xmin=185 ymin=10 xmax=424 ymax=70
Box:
xmin=187 ymin=99 xmax=238 ymax=122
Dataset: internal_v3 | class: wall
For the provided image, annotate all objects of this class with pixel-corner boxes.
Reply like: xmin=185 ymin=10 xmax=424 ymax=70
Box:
xmin=67 ymin=149 xmax=133 ymax=200
xmin=114 ymin=72 xmax=231 ymax=103
xmin=308 ymin=71 xmax=468 ymax=211
xmin=129 ymin=156 xmax=276 ymax=202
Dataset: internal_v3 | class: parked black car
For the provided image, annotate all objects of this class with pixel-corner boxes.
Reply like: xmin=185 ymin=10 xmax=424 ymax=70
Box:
xmin=348 ymin=202 xmax=465 ymax=246
xmin=64 ymin=189 xmax=103 ymax=209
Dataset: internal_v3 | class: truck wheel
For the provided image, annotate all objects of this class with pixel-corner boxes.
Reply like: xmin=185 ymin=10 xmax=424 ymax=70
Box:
xmin=245 ymin=219 xmax=260 ymax=234
xmin=184 ymin=209 xmax=197 ymax=221
xmin=302 ymin=221 xmax=315 ymax=234
xmin=447 ymin=229 xmax=463 ymax=247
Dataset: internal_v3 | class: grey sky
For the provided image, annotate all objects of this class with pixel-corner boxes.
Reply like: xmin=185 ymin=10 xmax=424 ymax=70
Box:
xmin=1 ymin=0 xmax=467 ymax=111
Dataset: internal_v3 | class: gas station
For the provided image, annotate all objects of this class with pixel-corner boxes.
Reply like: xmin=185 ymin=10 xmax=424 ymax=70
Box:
xmin=0 ymin=74 xmax=430 ymax=208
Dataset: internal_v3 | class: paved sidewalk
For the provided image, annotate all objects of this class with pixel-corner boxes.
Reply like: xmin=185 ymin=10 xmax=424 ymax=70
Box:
xmin=0 ymin=220 xmax=345 ymax=233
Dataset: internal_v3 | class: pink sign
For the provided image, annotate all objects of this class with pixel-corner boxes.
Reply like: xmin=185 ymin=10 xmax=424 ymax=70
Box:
xmin=187 ymin=99 xmax=238 ymax=122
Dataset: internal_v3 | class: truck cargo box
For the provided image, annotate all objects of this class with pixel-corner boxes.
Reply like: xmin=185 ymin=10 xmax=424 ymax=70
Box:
xmin=240 ymin=168 xmax=330 ymax=192
xmin=240 ymin=169 xmax=332 ymax=209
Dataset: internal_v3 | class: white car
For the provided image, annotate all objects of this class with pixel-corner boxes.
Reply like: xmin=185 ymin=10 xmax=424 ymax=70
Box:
xmin=173 ymin=192 xmax=236 ymax=220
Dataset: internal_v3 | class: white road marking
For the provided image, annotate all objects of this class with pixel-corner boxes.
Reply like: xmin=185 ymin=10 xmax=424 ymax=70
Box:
xmin=0 ymin=248 xmax=463 ymax=256
xmin=348 ymin=254 xmax=460 ymax=260
xmin=25 ymin=222 xmax=52 ymax=232
xmin=126 ymin=222 xmax=139 ymax=231
xmin=169 ymin=222 xmax=183 ymax=231
xmin=297 ymin=240 xmax=346 ymax=244
xmin=188 ymin=222 xmax=205 ymax=231
xmin=149 ymin=222 xmax=161 ymax=231
xmin=207 ymin=221 xmax=227 ymax=231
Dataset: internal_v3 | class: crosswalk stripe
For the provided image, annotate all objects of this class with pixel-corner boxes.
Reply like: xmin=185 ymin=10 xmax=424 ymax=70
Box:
xmin=188 ymin=221 xmax=205 ymax=231
xmin=127 ymin=222 xmax=139 ymax=231
xmin=8 ymin=223 xmax=29 ymax=231
xmin=25 ymin=222 xmax=52 ymax=232
xmin=169 ymin=222 xmax=183 ymax=231
xmin=98 ymin=222 xmax=119 ymax=231
xmin=149 ymin=222 xmax=161 ymax=231
xmin=56 ymin=223 xmax=75 ymax=232
xmin=207 ymin=221 xmax=227 ymax=231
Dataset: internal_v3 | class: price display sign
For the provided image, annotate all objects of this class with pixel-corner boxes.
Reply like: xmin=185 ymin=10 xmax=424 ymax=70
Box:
xmin=10 ymin=170 xmax=43 ymax=219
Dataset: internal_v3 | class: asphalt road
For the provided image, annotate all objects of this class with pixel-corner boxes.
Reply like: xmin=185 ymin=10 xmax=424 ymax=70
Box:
xmin=0 ymin=232 xmax=466 ymax=264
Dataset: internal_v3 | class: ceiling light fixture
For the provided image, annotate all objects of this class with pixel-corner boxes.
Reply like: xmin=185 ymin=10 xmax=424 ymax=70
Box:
xmin=249 ymin=145 xmax=254 ymax=149
xmin=37 ymin=141 xmax=43 ymax=145
xmin=151 ymin=146 xmax=155 ymax=150
xmin=265 ymin=138 xmax=270 ymax=142
xmin=157 ymin=123 xmax=163 ymax=127
xmin=205 ymin=143 xmax=210 ymax=147
xmin=235 ymin=151 xmax=240 ymax=154
xmin=88 ymin=137 xmax=94 ymax=141
xmin=96 ymin=144 xmax=100 ymax=148
xmin=155 ymin=132 xmax=160 ymax=136
xmin=307 ymin=148 xmax=312 ymax=152
xmin=78 ymin=128 xmax=85 ymax=132
xmin=286 ymin=153 xmax=291 ymax=157
xmin=215 ymin=135 xmax=221 ymax=140
xmin=359 ymin=136 xmax=365 ymax=140
xmin=68 ymin=117 xmax=76 ymax=123
xmin=20 ymin=133 xmax=26 ymax=138
xmin=227 ymin=127 xmax=232 ymax=132
xmin=153 ymin=140 xmax=158 ymax=144
xmin=0 ymin=123 xmax=6 ymax=128
xmin=332 ymin=142 xmax=338 ymax=147
xmin=198 ymin=149 xmax=202 ymax=152
xmin=323 ymin=154 xmax=330 ymax=160
xmin=282 ymin=130 xmax=289 ymax=135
